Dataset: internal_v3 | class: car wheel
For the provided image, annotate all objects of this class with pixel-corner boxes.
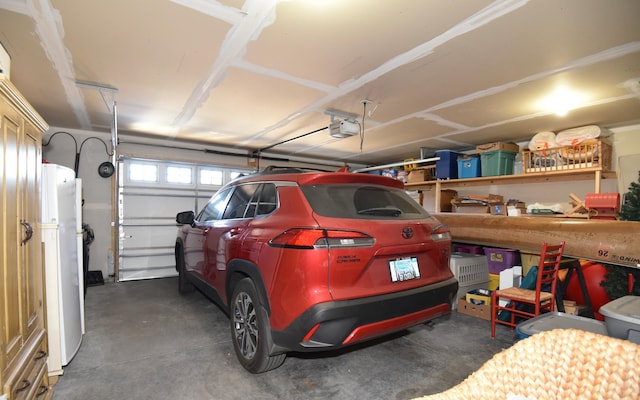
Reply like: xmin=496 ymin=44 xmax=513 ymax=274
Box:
xmin=230 ymin=278 xmax=285 ymax=373
xmin=175 ymin=243 xmax=194 ymax=294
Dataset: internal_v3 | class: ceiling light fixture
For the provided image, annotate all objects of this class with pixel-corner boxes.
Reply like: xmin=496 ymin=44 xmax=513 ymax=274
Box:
xmin=537 ymin=85 xmax=588 ymax=117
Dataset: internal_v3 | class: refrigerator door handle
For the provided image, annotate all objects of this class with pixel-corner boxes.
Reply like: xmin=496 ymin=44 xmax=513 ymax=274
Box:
xmin=20 ymin=220 xmax=33 ymax=245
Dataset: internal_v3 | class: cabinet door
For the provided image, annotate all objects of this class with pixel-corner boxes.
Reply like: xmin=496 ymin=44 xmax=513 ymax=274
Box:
xmin=0 ymin=101 xmax=44 ymax=377
xmin=20 ymin=123 xmax=43 ymax=341
xmin=1 ymin=100 xmax=23 ymax=368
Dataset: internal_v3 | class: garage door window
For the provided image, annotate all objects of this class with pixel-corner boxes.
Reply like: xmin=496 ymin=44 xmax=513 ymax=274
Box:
xmin=129 ymin=163 xmax=158 ymax=182
xmin=167 ymin=166 xmax=192 ymax=184
xmin=200 ymin=169 xmax=223 ymax=185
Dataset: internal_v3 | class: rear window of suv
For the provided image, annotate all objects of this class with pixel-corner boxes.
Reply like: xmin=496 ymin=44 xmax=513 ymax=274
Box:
xmin=301 ymin=184 xmax=430 ymax=220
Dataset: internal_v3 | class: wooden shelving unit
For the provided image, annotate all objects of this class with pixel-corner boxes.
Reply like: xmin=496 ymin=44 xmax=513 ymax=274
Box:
xmin=405 ymin=169 xmax=616 ymax=211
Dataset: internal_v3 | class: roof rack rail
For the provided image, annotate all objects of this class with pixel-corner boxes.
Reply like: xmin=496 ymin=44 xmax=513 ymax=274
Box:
xmin=260 ymin=165 xmax=335 ymax=174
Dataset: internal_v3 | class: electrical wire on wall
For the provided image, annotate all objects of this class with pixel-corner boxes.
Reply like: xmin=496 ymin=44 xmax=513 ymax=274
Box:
xmin=360 ymin=101 xmax=367 ymax=152
xmin=43 ymin=131 xmax=113 ymax=176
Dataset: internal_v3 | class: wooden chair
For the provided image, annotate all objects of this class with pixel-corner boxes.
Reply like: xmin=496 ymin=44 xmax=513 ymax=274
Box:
xmin=491 ymin=241 xmax=566 ymax=338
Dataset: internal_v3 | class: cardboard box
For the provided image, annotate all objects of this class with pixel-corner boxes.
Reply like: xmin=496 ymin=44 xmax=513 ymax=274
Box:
xmin=490 ymin=201 xmax=526 ymax=215
xmin=451 ymin=194 xmax=502 ymax=214
xmin=407 ymin=166 xmax=435 ymax=183
xmin=439 ymin=189 xmax=457 ymax=212
xmin=466 ymin=289 xmax=493 ymax=306
xmin=451 ymin=197 xmax=490 ymax=213
xmin=563 ymin=300 xmax=582 ymax=316
xmin=457 ymin=297 xmax=491 ymax=320
xmin=476 ymin=141 xmax=520 ymax=154
xmin=451 ymin=201 xmax=489 ymax=214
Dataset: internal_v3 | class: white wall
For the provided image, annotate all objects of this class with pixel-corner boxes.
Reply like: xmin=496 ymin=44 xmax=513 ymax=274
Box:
xmin=43 ymin=129 xmax=114 ymax=280
xmin=42 ymin=127 xmax=357 ymax=280
xmin=611 ymin=124 xmax=640 ymax=193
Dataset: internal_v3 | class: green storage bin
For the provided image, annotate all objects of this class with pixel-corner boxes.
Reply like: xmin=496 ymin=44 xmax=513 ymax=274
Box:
xmin=480 ymin=150 xmax=516 ymax=176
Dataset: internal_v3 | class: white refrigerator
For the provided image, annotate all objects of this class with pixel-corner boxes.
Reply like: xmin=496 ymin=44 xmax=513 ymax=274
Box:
xmin=41 ymin=163 xmax=84 ymax=376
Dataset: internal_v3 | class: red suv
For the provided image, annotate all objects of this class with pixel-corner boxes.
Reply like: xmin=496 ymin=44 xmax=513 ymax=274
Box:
xmin=175 ymin=169 xmax=457 ymax=373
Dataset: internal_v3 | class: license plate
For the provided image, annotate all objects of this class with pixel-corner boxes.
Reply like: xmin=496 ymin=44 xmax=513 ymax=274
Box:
xmin=389 ymin=257 xmax=420 ymax=282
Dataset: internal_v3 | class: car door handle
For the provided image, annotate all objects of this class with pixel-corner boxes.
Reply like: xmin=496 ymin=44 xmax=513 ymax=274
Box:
xmin=229 ymin=228 xmax=241 ymax=236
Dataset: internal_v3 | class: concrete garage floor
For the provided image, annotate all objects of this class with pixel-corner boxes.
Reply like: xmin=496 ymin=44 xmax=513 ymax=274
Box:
xmin=52 ymin=277 xmax=517 ymax=400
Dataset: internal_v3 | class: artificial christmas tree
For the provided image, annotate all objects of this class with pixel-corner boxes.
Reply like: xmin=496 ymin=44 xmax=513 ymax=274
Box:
xmin=618 ymin=173 xmax=640 ymax=221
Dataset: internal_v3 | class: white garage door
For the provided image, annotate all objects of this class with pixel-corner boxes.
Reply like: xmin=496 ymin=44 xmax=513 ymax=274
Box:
xmin=118 ymin=157 xmax=251 ymax=281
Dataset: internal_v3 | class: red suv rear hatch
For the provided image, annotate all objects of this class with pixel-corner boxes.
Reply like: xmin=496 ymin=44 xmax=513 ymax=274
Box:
xmin=297 ymin=173 xmax=453 ymax=301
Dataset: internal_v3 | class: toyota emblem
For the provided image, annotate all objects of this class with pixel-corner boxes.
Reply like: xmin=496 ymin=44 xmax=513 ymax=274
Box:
xmin=401 ymin=226 xmax=414 ymax=239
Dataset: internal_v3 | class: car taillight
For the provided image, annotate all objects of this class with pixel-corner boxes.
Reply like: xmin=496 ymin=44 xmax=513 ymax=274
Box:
xmin=269 ymin=228 xmax=374 ymax=249
xmin=430 ymin=224 xmax=451 ymax=242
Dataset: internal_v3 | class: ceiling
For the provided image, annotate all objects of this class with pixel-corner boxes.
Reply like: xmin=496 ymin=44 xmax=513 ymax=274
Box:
xmin=1 ymin=0 xmax=639 ymax=167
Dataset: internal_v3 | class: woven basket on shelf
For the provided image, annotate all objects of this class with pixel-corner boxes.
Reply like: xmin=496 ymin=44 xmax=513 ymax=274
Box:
xmin=414 ymin=329 xmax=640 ymax=400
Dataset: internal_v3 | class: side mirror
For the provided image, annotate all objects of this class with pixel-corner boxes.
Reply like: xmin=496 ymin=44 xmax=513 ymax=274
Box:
xmin=176 ymin=211 xmax=196 ymax=225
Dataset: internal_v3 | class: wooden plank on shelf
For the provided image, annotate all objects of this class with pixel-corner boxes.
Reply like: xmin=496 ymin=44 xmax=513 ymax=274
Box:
xmin=436 ymin=213 xmax=639 ymax=269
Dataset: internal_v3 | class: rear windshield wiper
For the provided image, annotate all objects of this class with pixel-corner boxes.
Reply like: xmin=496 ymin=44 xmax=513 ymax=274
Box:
xmin=357 ymin=207 xmax=402 ymax=217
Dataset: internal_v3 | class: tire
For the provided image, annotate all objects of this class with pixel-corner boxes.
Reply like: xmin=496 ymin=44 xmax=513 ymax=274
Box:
xmin=229 ymin=278 xmax=285 ymax=373
xmin=175 ymin=243 xmax=194 ymax=294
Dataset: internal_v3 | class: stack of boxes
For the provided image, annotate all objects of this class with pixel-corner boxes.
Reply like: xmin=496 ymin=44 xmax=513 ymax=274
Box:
xmin=484 ymin=247 xmax=522 ymax=307
xmin=452 ymin=245 xmax=524 ymax=319
xmin=410 ymin=141 xmax=521 ymax=182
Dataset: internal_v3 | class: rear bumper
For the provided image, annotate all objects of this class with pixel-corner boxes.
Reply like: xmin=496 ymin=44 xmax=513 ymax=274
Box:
xmin=270 ymin=277 xmax=458 ymax=353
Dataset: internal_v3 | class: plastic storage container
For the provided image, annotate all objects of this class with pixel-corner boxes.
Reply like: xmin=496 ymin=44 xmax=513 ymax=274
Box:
xmin=435 ymin=150 xmax=459 ymax=180
xmin=480 ymin=149 xmax=516 ymax=176
xmin=450 ymin=252 xmax=489 ymax=310
xmin=483 ymin=247 xmax=521 ymax=274
xmin=488 ymin=273 xmax=500 ymax=290
xmin=452 ymin=243 xmax=484 ymax=255
xmin=457 ymin=155 xmax=481 ymax=178
xmin=515 ymin=312 xmax=607 ymax=340
xmin=450 ymin=252 xmax=489 ymax=286
xmin=599 ymin=296 xmax=640 ymax=344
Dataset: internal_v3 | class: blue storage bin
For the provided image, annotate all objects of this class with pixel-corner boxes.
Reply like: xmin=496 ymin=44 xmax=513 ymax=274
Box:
xmin=457 ymin=156 xmax=481 ymax=178
xmin=435 ymin=150 xmax=459 ymax=180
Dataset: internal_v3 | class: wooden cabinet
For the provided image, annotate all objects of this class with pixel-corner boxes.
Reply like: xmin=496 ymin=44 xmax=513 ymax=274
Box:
xmin=1 ymin=76 xmax=53 ymax=399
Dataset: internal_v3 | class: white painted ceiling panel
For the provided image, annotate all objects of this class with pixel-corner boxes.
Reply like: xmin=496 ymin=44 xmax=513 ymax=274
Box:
xmin=0 ymin=0 xmax=638 ymax=166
